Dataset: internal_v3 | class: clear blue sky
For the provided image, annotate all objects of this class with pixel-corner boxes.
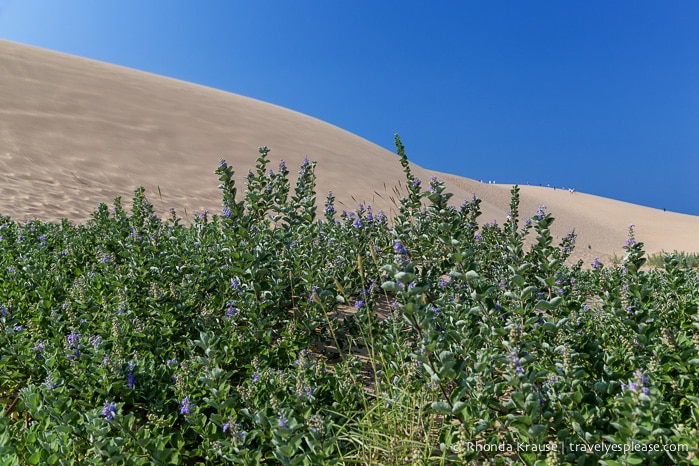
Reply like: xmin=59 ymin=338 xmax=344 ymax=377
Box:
xmin=2 ymin=1 xmax=698 ymax=214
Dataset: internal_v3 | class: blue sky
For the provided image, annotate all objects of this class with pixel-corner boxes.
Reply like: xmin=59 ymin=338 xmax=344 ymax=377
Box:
xmin=2 ymin=1 xmax=698 ymax=214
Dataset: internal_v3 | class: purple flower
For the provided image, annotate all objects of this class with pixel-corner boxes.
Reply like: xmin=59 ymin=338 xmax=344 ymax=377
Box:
xmin=354 ymin=299 xmax=365 ymax=310
xmin=634 ymin=370 xmax=649 ymax=385
xmin=127 ymin=372 xmax=136 ymax=389
xmin=230 ymin=277 xmax=241 ymax=290
xmin=624 ymin=370 xmax=650 ymax=395
xmin=510 ymin=352 xmax=524 ymax=375
xmin=309 ymin=285 xmax=318 ymax=302
xmin=223 ymin=422 xmax=230 ymax=432
xmin=102 ymin=401 xmax=117 ymax=421
xmin=67 ymin=331 xmax=80 ymax=349
xmin=303 ymin=386 xmax=316 ymax=401
xmin=393 ymin=241 xmax=408 ymax=256
xmin=231 ymin=277 xmax=240 ymax=290
xmin=277 ymin=411 xmax=288 ymax=428
xmin=180 ymin=397 xmax=192 ymax=415
xmin=279 ymin=160 xmax=288 ymax=173
xmin=427 ymin=177 xmax=438 ymax=193
xmin=251 ymin=372 xmax=261 ymax=383
xmin=222 ymin=207 xmax=232 ymax=218
xmin=38 ymin=234 xmax=46 ymax=243
xmin=225 ymin=301 xmax=237 ymax=317
xmin=44 ymin=378 xmax=58 ymax=391
xmin=535 ymin=205 xmax=547 ymax=220
xmin=592 ymin=257 xmax=601 ymax=270
xmin=218 ymin=159 xmax=227 ymax=168
xmin=166 ymin=358 xmax=177 ymax=367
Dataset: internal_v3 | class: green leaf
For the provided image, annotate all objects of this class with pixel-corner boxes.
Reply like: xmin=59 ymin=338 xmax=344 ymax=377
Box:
xmin=452 ymin=401 xmax=467 ymax=414
xmin=511 ymin=274 xmax=525 ymax=288
xmin=625 ymin=454 xmax=645 ymax=465
xmin=431 ymin=401 xmax=451 ymax=414
xmin=381 ymin=281 xmax=399 ymax=292
xmin=527 ymin=424 xmax=547 ymax=437
xmin=26 ymin=452 xmax=41 ymax=465
xmin=594 ymin=381 xmax=608 ymax=392
xmin=395 ymin=272 xmax=415 ymax=284
xmin=517 ymin=451 xmax=536 ymax=466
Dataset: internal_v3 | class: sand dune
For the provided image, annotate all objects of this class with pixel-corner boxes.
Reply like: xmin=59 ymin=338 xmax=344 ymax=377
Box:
xmin=2 ymin=39 xmax=698 ymax=264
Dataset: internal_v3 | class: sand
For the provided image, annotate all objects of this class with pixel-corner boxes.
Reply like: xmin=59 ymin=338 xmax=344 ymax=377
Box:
xmin=2 ymin=39 xmax=698 ymax=265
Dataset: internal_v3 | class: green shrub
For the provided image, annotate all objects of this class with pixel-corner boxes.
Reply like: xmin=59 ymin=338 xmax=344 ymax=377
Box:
xmin=1 ymin=138 xmax=698 ymax=465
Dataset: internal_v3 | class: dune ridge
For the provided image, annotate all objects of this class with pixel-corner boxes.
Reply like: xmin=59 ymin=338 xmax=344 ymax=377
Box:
xmin=2 ymin=39 xmax=698 ymax=264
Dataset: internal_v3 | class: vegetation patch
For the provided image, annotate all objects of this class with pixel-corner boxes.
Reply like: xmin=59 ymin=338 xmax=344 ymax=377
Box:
xmin=1 ymin=137 xmax=698 ymax=465
xmin=647 ymin=251 xmax=699 ymax=270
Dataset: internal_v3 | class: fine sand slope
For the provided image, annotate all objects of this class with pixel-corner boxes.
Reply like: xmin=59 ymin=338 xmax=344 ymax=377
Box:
xmin=2 ymin=39 xmax=698 ymax=264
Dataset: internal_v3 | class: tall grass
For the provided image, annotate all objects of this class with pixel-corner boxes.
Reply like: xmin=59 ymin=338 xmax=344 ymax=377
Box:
xmin=647 ymin=251 xmax=699 ymax=269
xmin=1 ymin=137 xmax=698 ymax=465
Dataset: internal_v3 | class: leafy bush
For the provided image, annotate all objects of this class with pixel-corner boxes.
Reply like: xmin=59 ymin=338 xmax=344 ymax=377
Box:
xmin=1 ymin=137 xmax=698 ymax=465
